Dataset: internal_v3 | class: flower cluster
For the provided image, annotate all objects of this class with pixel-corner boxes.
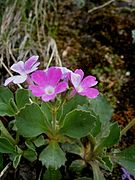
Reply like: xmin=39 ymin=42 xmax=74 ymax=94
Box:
xmin=4 ymin=56 xmax=99 ymax=102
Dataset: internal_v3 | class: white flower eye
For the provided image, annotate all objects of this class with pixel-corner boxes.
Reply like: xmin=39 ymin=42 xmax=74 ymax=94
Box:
xmin=44 ymin=86 xmax=55 ymax=95
xmin=77 ymin=85 xmax=83 ymax=93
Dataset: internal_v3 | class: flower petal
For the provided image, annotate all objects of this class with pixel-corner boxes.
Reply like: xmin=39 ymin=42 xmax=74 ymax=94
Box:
xmin=81 ymin=76 xmax=98 ymax=88
xmin=29 ymin=85 xmax=44 ymax=97
xmin=10 ymin=61 xmax=25 ymax=74
xmin=70 ymin=72 xmax=82 ymax=88
xmin=74 ymin=69 xmax=84 ymax=80
xmin=79 ymin=88 xmax=99 ymax=99
xmin=12 ymin=75 xmax=27 ymax=84
xmin=56 ymin=67 xmax=72 ymax=80
xmin=55 ymin=82 xmax=68 ymax=94
xmin=26 ymin=62 xmax=40 ymax=74
xmin=47 ymin=67 xmax=62 ymax=86
xmin=41 ymin=93 xmax=56 ymax=102
xmin=59 ymin=67 xmax=72 ymax=74
xmin=4 ymin=76 xmax=16 ymax=86
xmin=31 ymin=70 xmax=48 ymax=87
xmin=24 ymin=56 xmax=39 ymax=71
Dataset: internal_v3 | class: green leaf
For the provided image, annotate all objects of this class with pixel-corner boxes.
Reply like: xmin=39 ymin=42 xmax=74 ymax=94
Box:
xmin=41 ymin=102 xmax=52 ymax=124
xmin=114 ymin=145 xmax=135 ymax=176
xmin=95 ymin=122 xmax=120 ymax=151
xmin=60 ymin=109 xmax=97 ymax=138
xmin=0 ymin=87 xmax=15 ymax=116
xmin=33 ymin=135 xmax=46 ymax=147
xmin=23 ymin=149 xmax=37 ymax=162
xmin=90 ymin=161 xmax=106 ymax=180
xmin=69 ymin=160 xmax=86 ymax=176
xmin=9 ymin=120 xmax=17 ymax=131
xmin=89 ymin=94 xmax=113 ymax=124
xmin=25 ymin=140 xmax=35 ymax=151
xmin=90 ymin=115 xmax=101 ymax=137
xmin=13 ymin=154 xmax=21 ymax=168
xmin=61 ymin=141 xmax=83 ymax=156
xmin=43 ymin=168 xmax=62 ymax=180
xmin=15 ymin=89 xmax=30 ymax=109
xmin=16 ymin=145 xmax=23 ymax=154
xmin=0 ymin=102 xmax=15 ymax=116
xmin=58 ymin=95 xmax=88 ymax=123
xmin=77 ymin=105 xmax=101 ymax=137
xmin=16 ymin=103 xmax=49 ymax=137
xmin=0 ymin=137 xmax=16 ymax=153
xmin=9 ymin=98 xmax=19 ymax=113
xmin=39 ymin=141 xmax=66 ymax=169
xmin=100 ymin=156 xmax=113 ymax=171
xmin=0 ymin=120 xmax=16 ymax=144
xmin=96 ymin=122 xmax=110 ymax=143
xmin=0 ymin=86 xmax=13 ymax=104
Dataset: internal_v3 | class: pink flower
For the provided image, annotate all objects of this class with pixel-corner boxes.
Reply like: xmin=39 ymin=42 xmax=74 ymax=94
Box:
xmin=55 ymin=67 xmax=83 ymax=85
xmin=52 ymin=67 xmax=72 ymax=80
xmin=29 ymin=67 xmax=68 ymax=102
xmin=70 ymin=69 xmax=99 ymax=99
xmin=4 ymin=56 xmax=40 ymax=86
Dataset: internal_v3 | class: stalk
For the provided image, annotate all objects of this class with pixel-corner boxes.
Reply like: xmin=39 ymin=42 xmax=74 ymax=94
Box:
xmin=52 ymin=107 xmax=57 ymax=133
xmin=120 ymin=118 xmax=135 ymax=137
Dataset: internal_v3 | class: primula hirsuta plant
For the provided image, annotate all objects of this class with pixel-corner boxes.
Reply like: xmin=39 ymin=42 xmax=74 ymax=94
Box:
xmin=0 ymin=56 xmax=135 ymax=180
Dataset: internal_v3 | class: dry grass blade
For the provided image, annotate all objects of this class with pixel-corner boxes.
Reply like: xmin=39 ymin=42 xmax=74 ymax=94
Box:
xmin=0 ymin=0 xmax=48 ymax=67
xmin=0 ymin=162 xmax=12 ymax=178
xmin=0 ymin=0 xmax=62 ymax=86
xmin=46 ymin=37 xmax=62 ymax=68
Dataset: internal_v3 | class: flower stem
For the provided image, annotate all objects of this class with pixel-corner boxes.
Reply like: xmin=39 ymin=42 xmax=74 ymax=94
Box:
xmin=120 ymin=118 xmax=135 ymax=137
xmin=52 ymin=107 xmax=57 ymax=132
xmin=57 ymin=95 xmax=67 ymax=111
xmin=90 ymin=161 xmax=105 ymax=180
